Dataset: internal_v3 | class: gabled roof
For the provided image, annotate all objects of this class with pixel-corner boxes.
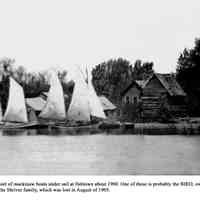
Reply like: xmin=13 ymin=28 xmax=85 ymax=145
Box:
xmin=121 ymin=80 xmax=143 ymax=96
xmin=135 ymin=80 xmax=147 ymax=88
xmin=144 ymin=73 xmax=186 ymax=96
xmin=99 ymin=96 xmax=117 ymax=111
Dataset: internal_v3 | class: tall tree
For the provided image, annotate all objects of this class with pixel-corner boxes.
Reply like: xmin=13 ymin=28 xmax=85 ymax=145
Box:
xmin=92 ymin=58 xmax=154 ymax=104
xmin=133 ymin=59 xmax=154 ymax=80
xmin=0 ymin=58 xmax=15 ymax=113
xmin=176 ymin=38 xmax=200 ymax=115
xmin=92 ymin=58 xmax=134 ymax=103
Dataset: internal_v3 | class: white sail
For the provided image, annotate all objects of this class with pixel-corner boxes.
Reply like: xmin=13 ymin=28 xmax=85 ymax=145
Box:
xmin=3 ymin=77 xmax=28 ymax=123
xmin=0 ymin=102 xmax=3 ymax=122
xmin=87 ymin=68 xmax=106 ymax=119
xmin=39 ymin=71 xmax=66 ymax=120
xmin=67 ymin=68 xmax=91 ymax=121
xmin=67 ymin=67 xmax=106 ymax=121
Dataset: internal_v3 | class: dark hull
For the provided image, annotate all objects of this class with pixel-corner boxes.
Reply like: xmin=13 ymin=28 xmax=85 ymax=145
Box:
xmin=0 ymin=121 xmax=49 ymax=130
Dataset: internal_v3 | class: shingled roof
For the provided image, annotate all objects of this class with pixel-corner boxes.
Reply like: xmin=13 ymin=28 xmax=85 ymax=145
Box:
xmin=145 ymin=73 xmax=186 ymax=96
xmin=135 ymin=80 xmax=147 ymax=88
xmin=121 ymin=80 xmax=143 ymax=96
xmin=121 ymin=73 xmax=186 ymax=97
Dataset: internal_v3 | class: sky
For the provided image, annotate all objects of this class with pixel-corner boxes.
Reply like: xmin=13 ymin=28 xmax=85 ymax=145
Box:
xmin=0 ymin=0 xmax=199 ymax=73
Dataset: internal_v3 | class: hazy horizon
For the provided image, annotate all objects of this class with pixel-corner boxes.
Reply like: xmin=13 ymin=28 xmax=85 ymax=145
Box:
xmin=0 ymin=0 xmax=199 ymax=73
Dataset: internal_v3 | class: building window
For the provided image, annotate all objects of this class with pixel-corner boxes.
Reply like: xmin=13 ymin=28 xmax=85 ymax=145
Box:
xmin=126 ymin=96 xmax=130 ymax=104
xmin=118 ymin=109 xmax=121 ymax=116
xmin=133 ymin=96 xmax=137 ymax=104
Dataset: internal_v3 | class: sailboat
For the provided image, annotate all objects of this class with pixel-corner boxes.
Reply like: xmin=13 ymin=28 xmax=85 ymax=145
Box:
xmin=39 ymin=71 xmax=66 ymax=123
xmin=0 ymin=77 xmax=40 ymax=129
xmin=67 ymin=66 xmax=106 ymax=122
xmin=67 ymin=67 xmax=91 ymax=122
xmin=53 ymin=66 xmax=107 ymax=130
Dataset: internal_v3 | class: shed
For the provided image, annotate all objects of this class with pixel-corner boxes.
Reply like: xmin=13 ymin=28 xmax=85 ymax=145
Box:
xmin=142 ymin=73 xmax=187 ymax=119
xmin=26 ymin=97 xmax=46 ymax=113
xmin=99 ymin=96 xmax=117 ymax=119
xmin=143 ymin=73 xmax=186 ymax=97
xmin=121 ymin=80 xmax=143 ymax=105
xmin=99 ymin=96 xmax=116 ymax=111
xmin=120 ymin=73 xmax=187 ymax=121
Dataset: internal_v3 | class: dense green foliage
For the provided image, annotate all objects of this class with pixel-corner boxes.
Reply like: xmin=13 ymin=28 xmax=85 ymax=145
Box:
xmin=176 ymin=38 xmax=200 ymax=115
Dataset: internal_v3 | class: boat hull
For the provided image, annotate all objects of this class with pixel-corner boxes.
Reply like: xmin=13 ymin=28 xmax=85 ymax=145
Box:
xmin=98 ymin=121 xmax=122 ymax=129
xmin=52 ymin=123 xmax=100 ymax=135
xmin=51 ymin=121 xmax=128 ymax=134
xmin=0 ymin=121 xmax=48 ymax=130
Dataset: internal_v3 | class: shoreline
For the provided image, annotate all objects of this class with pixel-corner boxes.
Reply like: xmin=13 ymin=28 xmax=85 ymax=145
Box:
xmin=127 ymin=122 xmax=200 ymax=135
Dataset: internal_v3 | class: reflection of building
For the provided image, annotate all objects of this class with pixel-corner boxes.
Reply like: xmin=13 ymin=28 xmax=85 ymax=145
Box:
xmin=99 ymin=96 xmax=117 ymax=120
xmin=121 ymin=73 xmax=187 ymax=120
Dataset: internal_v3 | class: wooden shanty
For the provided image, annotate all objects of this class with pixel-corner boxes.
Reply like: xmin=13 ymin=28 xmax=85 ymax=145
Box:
xmin=142 ymin=73 xmax=187 ymax=119
xmin=121 ymin=80 xmax=143 ymax=105
xmin=121 ymin=80 xmax=143 ymax=121
xmin=121 ymin=73 xmax=187 ymax=121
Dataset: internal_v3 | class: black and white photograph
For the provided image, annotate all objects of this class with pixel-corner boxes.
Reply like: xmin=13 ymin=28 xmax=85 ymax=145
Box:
xmin=0 ymin=0 xmax=200 ymax=177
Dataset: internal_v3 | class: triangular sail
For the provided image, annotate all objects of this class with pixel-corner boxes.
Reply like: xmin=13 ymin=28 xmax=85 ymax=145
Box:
xmin=0 ymin=102 xmax=3 ymax=122
xmin=86 ymin=68 xmax=106 ymax=119
xmin=67 ymin=66 xmax=106 ymax=121
xmin=67 ymin=68 xmax=91 ymax=121
xmin=3 ymin=77 xmax=28 ymax=123
xmin=39 ymin=71 xmax=66 ymax=120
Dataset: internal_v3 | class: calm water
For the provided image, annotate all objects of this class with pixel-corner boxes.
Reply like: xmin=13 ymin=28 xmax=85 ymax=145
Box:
xmin=0 ymin=128 xmax=200 ymax=175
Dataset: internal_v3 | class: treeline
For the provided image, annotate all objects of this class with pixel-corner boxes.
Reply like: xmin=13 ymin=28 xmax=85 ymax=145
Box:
xmin=0 ymin=58 xmax=70 ymax=113
xmin=0 ymin=57 xmax=154 ymax=103
xmin=176 ymin=38 xmax=200 ymax=115
xmin=92 ymin=37 xmax=200 ymax=117
xmin=1 ymin=37 xmax=200 ymax=116
xmin=92 ymin=58 xmax=154 ymax=104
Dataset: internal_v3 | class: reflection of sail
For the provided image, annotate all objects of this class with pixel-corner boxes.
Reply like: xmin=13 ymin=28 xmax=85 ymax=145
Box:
xmin=3 ymin=77 xmax=28 ymax=123
xmin=87 ymin=68 xmax=106 ymax=119
xmin=39 ymin=71 xmax=66 ymax=120
xmin=67 ymin=69 xmax=90 ymax=121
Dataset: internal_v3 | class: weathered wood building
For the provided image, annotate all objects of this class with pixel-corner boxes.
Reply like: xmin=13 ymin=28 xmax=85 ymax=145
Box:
xmin=121 ymin=80 xmax=143 ymax=105
xmin=121 ymin=73 xmax=187 ymax=121
xmin=120 ymin=80 xmax=143 ymax=121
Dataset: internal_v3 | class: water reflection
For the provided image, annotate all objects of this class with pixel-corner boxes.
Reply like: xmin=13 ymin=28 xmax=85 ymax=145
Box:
xmin=1 ymin=128 xmax=200 ymax=175
xmin=2 ymin=129 xmax=29 ymax=136
xmin=2 ymin=128 xmax=115 ymax=136
xmin=1 ymin=127 xmax=135 ymax=136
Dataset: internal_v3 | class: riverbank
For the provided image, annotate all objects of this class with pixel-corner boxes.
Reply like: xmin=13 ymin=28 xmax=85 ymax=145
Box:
xmin=133 ymin=122 xmax=200 ymax=135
